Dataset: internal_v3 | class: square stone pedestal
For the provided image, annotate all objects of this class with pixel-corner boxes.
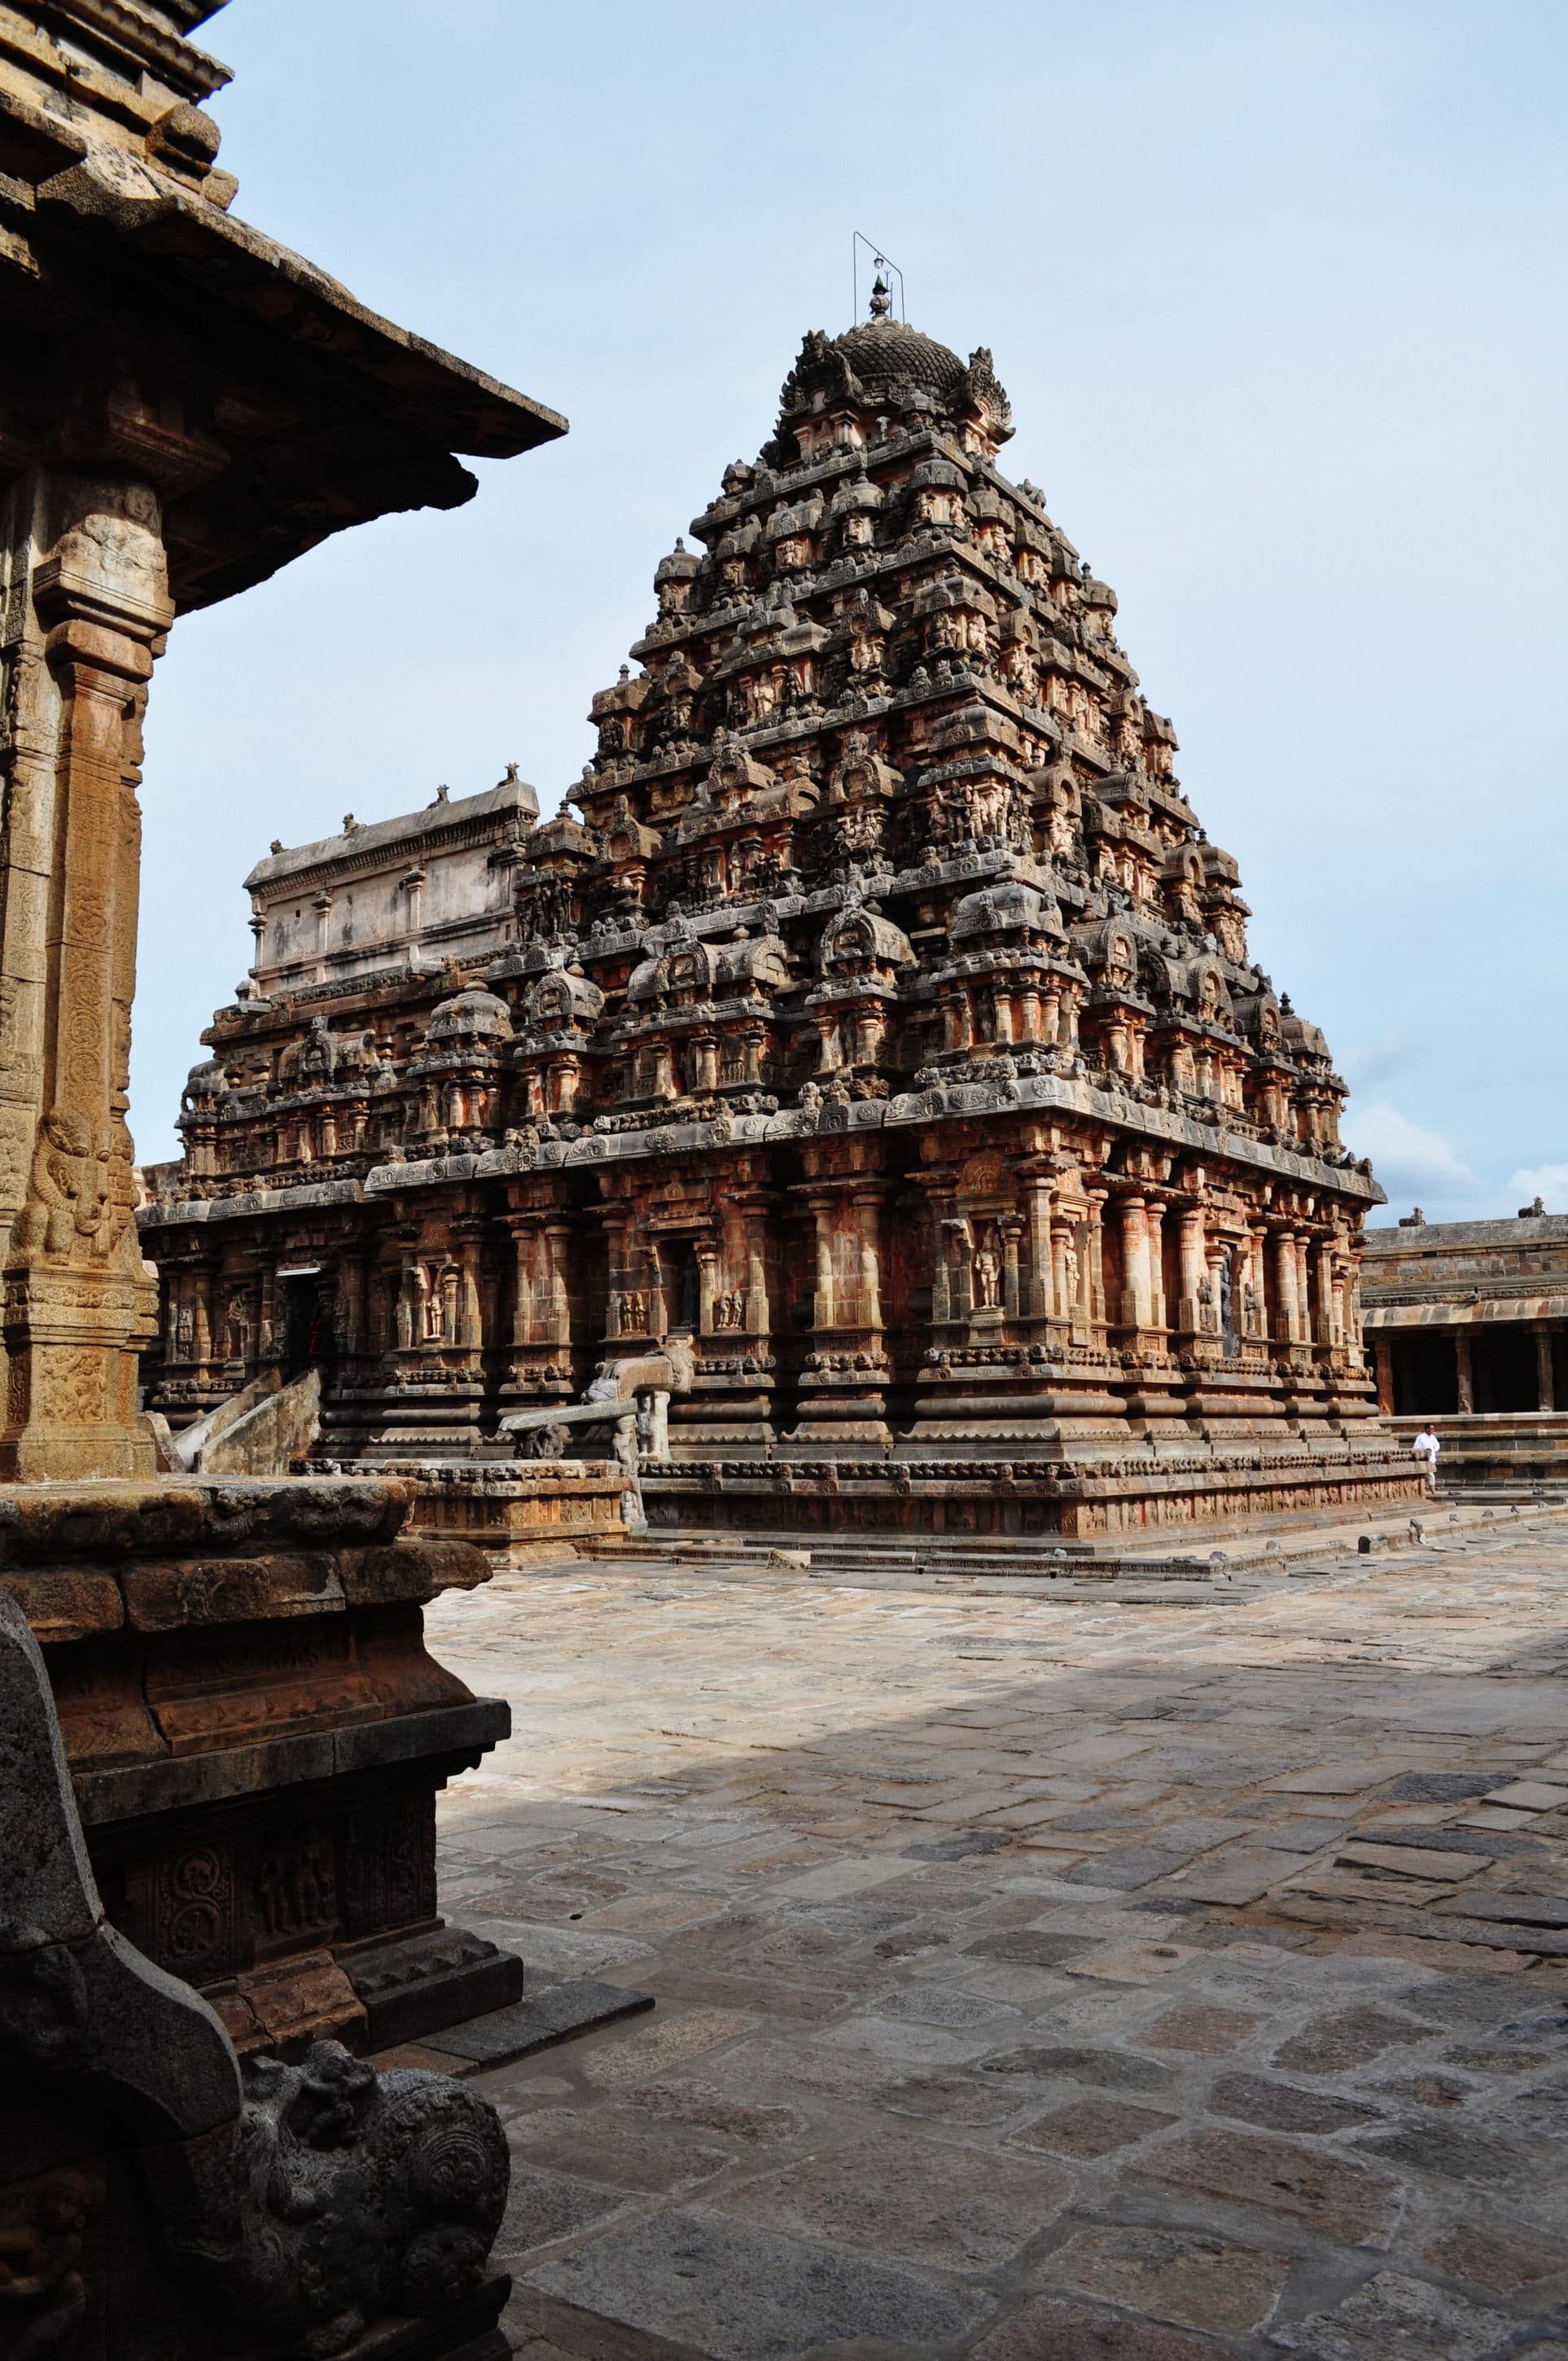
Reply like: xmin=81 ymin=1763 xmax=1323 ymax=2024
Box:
xmin=0 ymin=1473 xmax=523 ymax=2052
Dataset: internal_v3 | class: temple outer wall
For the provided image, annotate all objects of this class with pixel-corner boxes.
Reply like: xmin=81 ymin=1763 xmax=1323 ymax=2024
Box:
xmin=141 ymin=1080 xmax=1422 ymax=1540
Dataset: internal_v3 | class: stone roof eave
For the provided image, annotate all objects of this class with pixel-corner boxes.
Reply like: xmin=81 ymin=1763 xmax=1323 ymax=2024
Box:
xmin=1364 ymin=1295 xmax=1568 ymax=1329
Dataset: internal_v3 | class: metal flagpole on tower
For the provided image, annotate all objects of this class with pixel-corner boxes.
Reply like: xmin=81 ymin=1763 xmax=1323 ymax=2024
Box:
xmin=852 ymin=231 xmax=906 ymax=321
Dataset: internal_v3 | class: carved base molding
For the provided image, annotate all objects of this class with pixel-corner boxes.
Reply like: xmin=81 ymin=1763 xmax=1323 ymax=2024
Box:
xmin=643 ymin=1443 xmax=1426 ymax=1539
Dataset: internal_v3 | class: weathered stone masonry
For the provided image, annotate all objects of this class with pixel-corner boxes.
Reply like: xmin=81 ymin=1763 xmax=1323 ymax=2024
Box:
xmin=141 ymin=299 xmax=1420 ymax=1536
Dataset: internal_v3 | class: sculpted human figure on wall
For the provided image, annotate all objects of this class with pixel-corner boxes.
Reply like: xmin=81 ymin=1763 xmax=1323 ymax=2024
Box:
xmin=965 ymin=779 xmax=1010 ymax=839
xmin=1062 ymin=1241 xmax=1080 ymax=1315
xmin=973 ymin=1231 xmax=1002 ymax=1310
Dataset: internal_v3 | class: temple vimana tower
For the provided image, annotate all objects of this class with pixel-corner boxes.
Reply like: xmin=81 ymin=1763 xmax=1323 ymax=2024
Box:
xmin=140 ymin=294 xmax=1418 ymax=1537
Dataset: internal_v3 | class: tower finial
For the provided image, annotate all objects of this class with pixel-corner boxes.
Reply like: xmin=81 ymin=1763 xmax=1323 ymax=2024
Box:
xmin=868 ymin=272 xmax=891 ymax=321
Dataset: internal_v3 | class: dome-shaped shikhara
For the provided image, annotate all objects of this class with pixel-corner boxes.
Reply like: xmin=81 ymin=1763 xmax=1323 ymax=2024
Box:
xmin=822 ymin=318 xmax=969 ymax=405
xmin=771 ymin=318 xmax=1013 ymax=458
xmin=151 ymin=303 xmax=1407 ymax=1542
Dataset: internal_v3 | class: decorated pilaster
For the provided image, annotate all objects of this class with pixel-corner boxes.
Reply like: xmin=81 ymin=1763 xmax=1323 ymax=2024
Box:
xmin=0 ymin=474 xmax=170 ymax=1478
xmin=791 ymin=1137 xmax=891 ymax=1445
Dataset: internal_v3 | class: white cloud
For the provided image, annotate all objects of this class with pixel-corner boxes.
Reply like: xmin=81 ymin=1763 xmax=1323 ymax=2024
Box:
xmin=1346 ymin=1102 xmax=1485 ymax=1220
xmin=1340 ymin=1032 xmax=1421 ymax=1093
xmin=1506 ymin=1163 xmax=1568 ymax=1216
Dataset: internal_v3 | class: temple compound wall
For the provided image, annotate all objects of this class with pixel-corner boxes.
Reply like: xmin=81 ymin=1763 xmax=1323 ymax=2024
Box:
xmin=1363 ymin=1206 xmax=1568 ymax=1487
xmin=139 ymin=303 xmax=1420 ymax=1539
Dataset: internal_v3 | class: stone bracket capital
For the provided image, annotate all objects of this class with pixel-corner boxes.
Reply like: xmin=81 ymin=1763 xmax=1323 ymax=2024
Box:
xmin=34 ymin=558 xmax=173 ymax=642
xmin=42 ymin=616 xmax=157 ymax=688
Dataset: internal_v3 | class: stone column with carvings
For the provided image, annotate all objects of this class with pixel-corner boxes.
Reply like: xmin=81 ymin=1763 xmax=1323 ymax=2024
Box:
xmin=1272 ymin=1229 xmax=1300 ymax=1346
xmin=1117 ymin=1194 xmax=1150 ymax=1332
xmin=1373 ymin=1334 xmax=1395 ymax=1416
xmin=1147 ymin=1200 xmax=1168 ymax=1334
xmin=791 ymin=1144 xmax=890 ymax=1445
xmin=1294 ymin=1235 xmax=1314 ymax=1347
xmin=1023 ymin=1176 xmax=1053 ymax=1320
xmin=1177 ymin=1204 xmax=1207 ymax=1335
xmin=456 ymin=1232 xmax=483 ymax=1351
xmin=1314 ymin=1240 xmax=1338 ymax=1347
xmin=1084 ymin=1190 xmax=1109 ymax=1333
xmin=0 ymin=475 xmax=171 ymax=1478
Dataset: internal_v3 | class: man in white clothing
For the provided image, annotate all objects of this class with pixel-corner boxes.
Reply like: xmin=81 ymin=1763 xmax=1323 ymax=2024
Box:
xmin=1412 ymin=1426 xmax=1442 ymax=1494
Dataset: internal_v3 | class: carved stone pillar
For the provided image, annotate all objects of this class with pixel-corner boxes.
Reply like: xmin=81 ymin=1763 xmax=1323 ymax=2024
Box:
xmin=1039 ymin=983 xmax=1062 ymax=1049
xmin=930 ymin=1202 xmax=956 ymax=1325
xmin=1456 ymin=1329 xmax=1474 ymax=1413
xmin=791 ymin=1150 xmax=890 ymax=1444
xmin=1001 ymin=1216 xmax=1023 ymax=1321
xmin=1084 ymin=1190 xmax=1108 ymax=1329
xmin=1177 ymin=1205 xmax=1207 ymax=1334
xmin=696 ymin=1239 xmax=720 ymax=1334
xmin=1024 ymin=1178 xmax=1053 ymax=1319
xmin=742 ymin=1211 xmax=770 ymax=1335
xmin=1118 ymin=1195 xmax=1150 ymax=1331
xmin=191 ymin=1264 xmax=212 ymax=1370
xmin=510 ymin=1222 xmax=535 ymax=1347
xmin=0 ymin=475 xmax=171 ymax=1478
xmin=1373 ymin=1334 xmax=1395 ymax=1416
xmin=1294 ymin=1235 xmax=1314 ymax=1345
xmin=340 ymin=1251 xmax=366 ymax=1359
xmin=1272 ymin=1229 xmax=1299 ymax=1344
xmin=602 ymin=1217 xmax=629 ymax=1339
xmin=812 ymin=1202 xmax=836 ymax=1330
xmin=1537 ymin=1325 xmax=1555 ymax=1413
xmin=502 ymin=1208 xmax=571 ymax=1400
xmin=1314 ymin=1241 xmax=1337 ymax=1346
xmin=1147 ymin=1201 xmax=1168 ymax=1333
xmin=854 ymin=1190 xmax=883 ymax=1330
xmin=545 ymin=1220 xmax=572 ymax=1346
xmin=1050 ymin=1218 xmax=1073 ymax=1326
xmin=1245 ymin=1228 xmax=1269 ymax=1339
xmin=944 ymin=1216 xmax=975 ymax=1323
xmin=1207 ymin=1246 xmax=1231 ymax=1343
xmin=457 ymin=1234 xmax=482 ymax=1351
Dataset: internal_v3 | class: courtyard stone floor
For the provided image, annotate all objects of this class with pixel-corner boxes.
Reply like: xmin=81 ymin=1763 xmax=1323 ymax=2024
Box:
xmin=413 ymin=1530 xmax=1568 ymax=2361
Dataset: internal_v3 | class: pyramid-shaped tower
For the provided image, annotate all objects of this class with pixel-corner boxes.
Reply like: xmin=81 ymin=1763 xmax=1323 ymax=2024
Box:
xmin=142 ymin=296 xmax=1417 ymax=1538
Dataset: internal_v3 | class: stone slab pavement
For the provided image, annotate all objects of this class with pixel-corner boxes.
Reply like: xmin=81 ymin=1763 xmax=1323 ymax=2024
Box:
xmin=405 ymin=1530 xmax=1568 ymax=2361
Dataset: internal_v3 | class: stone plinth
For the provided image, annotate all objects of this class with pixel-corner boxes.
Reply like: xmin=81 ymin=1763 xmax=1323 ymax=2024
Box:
xmin=373 ymin=1457 xmax=636 ymax=1564
xmin=0 ymin=1588 xmax=513 ymax=2361
xmin=0 ymin=1473 xmax=523 ymax=2053
xmin=644 ymin=1432 xmax=1420 ymax=1541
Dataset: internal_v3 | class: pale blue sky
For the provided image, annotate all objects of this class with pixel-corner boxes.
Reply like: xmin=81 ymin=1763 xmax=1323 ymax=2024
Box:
xmin=134 ymin=0 xmax=1568 ymax=1219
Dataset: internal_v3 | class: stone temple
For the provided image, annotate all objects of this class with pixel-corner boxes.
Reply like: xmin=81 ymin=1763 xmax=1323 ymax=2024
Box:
xmin=139 ymin=295 xmax=1420 ymax=1539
